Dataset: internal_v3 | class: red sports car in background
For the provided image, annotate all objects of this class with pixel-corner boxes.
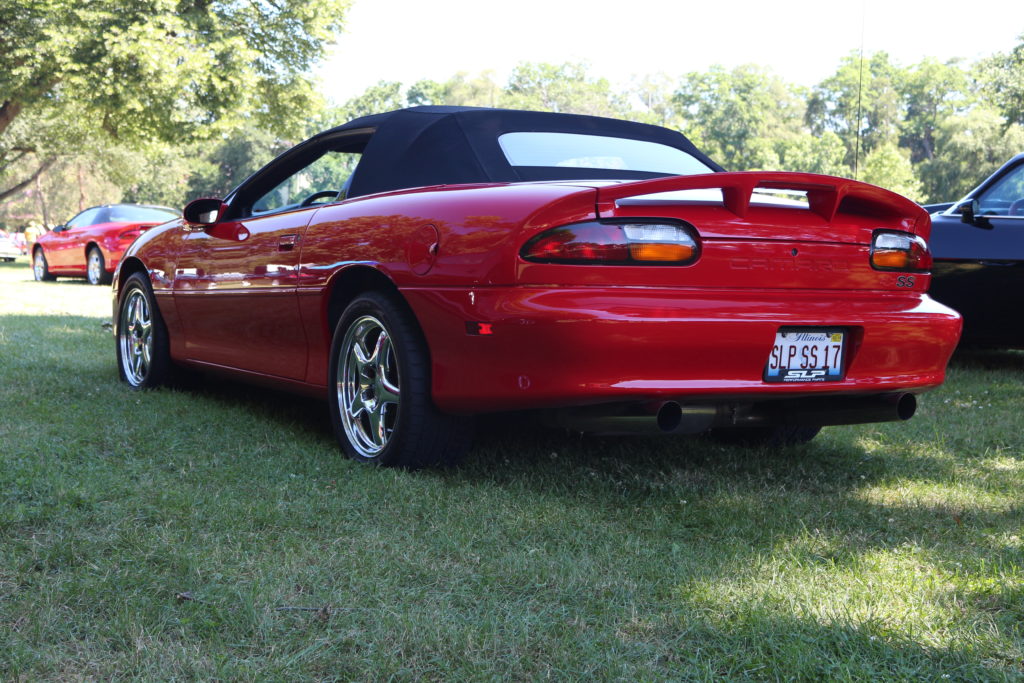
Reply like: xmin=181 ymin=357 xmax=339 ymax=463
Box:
xmin=33 ymin=204 xmax=180 ymax=285
xmin=112 ymin=107 xmax=962 ymax=468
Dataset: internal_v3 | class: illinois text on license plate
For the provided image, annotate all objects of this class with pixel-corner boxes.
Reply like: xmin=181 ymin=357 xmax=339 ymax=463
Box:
xmin=764 ymin=328 xmax=845 ymax=383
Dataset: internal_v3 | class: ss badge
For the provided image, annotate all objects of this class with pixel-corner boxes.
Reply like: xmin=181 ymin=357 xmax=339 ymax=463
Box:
xmin=896 ymin=275 xmax=916 ymax=288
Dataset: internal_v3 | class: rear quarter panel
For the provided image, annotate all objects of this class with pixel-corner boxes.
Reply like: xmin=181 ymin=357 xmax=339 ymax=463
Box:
xmin=295 ymin=183 xmax=597 ymax=385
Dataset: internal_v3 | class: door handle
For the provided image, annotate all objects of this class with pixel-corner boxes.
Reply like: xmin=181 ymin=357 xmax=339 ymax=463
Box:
xmin=278 ymin=234 xmax=299 ymax=251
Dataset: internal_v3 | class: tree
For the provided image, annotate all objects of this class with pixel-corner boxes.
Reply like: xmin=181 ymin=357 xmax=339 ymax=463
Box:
xmin=674 ymin=65 xmax=804 ymax=170
xmin=408 ymin=72 xmax=503 ymax=108
xmin=183 ymin=128 xmax=288 ymax=202
xmin=776 ymin=132 xmax=850 ymax=176
xmin=898 ymin=58 xmax=971 ymax=163
xmin=335 ymin=81 xmax=407 ymax=120
xmin=625 ymin=74 xmax=683 ymax=129
xmin=0 ymin=0 xmax=350 ymax=201
xmin=503 ymin=62 xmax=626 ymax=117
xmin=916 ymin=107 xmax=1024 ymax=202
xmin=806 ymin=52 xmax=906 ymax=169
xmin=977 ymin=34 xmax=1024 ymax=126
xmin=861 ymin=142 xmax=922 ymax=201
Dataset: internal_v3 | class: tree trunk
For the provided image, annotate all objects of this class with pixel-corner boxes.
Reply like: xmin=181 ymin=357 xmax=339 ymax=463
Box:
xmin=77 ymin=163 xmax=86 ymax=212
xmin=0 ymin=100 xmax=22 ymax=138
xmin=0 ymin=158 xmax=55 ymax=204
xmin=35 ymin=171 xmax=50 ymax=227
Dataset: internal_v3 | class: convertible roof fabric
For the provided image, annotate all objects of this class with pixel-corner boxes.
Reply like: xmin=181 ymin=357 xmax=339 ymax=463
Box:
xmin=315 ymin=106 xmax=723 ymax=199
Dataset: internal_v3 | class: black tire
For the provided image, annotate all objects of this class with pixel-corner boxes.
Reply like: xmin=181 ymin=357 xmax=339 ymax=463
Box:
xmin=87 ymin=246 xmax=112 ymax=285
xmin=33 ymin=247 xmax=55 ymax=281
xmin=328 ymin=290 xmax=472 ymax=469
xmin=708 ymin=424 xmax=822 ymax=448
xmin=116 ymin=272 xmax=173 ymax=389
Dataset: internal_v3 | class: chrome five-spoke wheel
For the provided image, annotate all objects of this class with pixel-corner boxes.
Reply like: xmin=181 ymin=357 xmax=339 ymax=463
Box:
xmin=328 ymin=291 xmax=471 ymax=468
xmin=338 ymin=314 xmax=401 ymax=458
xmin=33 ymin=249 xmax=53 ymax=281
xmin=119 ymin=288 xmax=153 ymax=386
xmin=87 ymin=248 xmax=104 ymax=285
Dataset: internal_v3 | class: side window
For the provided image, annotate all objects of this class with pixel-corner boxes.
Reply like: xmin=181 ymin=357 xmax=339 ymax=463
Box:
xmin=978 ymin=164 xmax=1024 ymax=217
xmin=66 ymin=208 xmax=102 ymax=228
xmin=251 ymin=151 xmax=360 ymax=215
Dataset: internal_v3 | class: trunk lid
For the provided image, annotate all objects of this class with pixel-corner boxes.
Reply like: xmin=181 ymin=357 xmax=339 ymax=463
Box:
xmin=519 ymin=172 xmax=931 ymax=292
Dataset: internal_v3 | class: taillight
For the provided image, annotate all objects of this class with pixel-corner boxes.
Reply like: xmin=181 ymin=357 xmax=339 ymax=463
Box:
xmin=521 ymin=221 xmax=699 ymax=265
xmin=870 ymin=230 xmax=932 ymax=271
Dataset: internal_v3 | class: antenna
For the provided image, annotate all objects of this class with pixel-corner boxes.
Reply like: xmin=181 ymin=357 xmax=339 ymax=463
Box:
xmin=853 ymin=2 xmax=866 ymax=180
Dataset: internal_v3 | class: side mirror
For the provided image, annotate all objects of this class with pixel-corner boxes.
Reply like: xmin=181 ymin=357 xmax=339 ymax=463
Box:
xmin=52 ymin=224 xmax=66 ymax=233
xmin=183 ymin=197 xmax=226 ymax=226
xmin=959 ymin=199 xmax=992 ymax=230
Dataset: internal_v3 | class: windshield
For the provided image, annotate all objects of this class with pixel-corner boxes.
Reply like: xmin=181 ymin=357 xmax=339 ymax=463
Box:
xmin=498 ymin=132 xmax=713 ymax=176
xmin=107 ymin=206 xmax=180 ymax=223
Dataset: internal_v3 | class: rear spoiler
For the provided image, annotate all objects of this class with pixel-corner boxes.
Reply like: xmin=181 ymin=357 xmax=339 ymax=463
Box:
xmin=596 ymin=172 xmax=930 ymax=234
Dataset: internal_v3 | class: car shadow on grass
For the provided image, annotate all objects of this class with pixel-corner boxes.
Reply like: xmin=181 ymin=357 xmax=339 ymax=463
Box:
xmin=451 ymin=412 xmax=1022 ymax=568
xmin=4 ymin=311 xmax=1021 ymax=677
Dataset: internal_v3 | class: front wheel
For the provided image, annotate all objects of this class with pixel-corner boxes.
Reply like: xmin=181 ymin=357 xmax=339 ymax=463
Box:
xmin=87 ymin=247 xmax=111 ymax=285
xmin=33 ymin=248 xmax=55 ymax=281
xmin=116 ymin=272 xmax=173 ymax=389
xmin=328 ymin=291 xmax=472 ymax=468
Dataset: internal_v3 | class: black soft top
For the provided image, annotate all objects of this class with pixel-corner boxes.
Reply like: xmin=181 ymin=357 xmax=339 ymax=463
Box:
xmin=302 ymin=106 xmax=723 ymax=199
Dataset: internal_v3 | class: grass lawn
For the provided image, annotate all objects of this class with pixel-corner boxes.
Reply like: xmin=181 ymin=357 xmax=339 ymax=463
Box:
xmin=1 ymin=257 xmax=1022 ymax=680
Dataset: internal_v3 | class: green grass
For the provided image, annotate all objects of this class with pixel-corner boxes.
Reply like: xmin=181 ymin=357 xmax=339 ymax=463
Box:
xmin=1 ymin=258 xmax=1022 ymax=680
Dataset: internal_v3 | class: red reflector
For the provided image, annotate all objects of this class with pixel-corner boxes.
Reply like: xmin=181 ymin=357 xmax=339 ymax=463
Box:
xmin=465 ymin=322 xmax=493 ymax=336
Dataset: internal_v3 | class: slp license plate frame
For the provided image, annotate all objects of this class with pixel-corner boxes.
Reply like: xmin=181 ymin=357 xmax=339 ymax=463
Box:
xmin=764 ymin=327 xmax=846 ymax=383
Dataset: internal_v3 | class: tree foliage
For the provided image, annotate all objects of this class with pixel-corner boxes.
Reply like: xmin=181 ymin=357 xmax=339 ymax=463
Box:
xmin=978 ymin=35 xmax=1024 ymax=126
xmin=917 ymin=107 xmax=1024 ymax=202
xmin=861 ymin=142 xmax=923 ymax=201
xmin=898 ymin=58 xmax=971 ymax=163
xmin=0 ymin=0 xmax=350 ymax=202
xmin=674 ymin=65 xmax=805 ymax=171
xmin=806 ymin=51 xmax=903 ymax=168
xmin=4 ymin=30 xmax=1024 ymax=227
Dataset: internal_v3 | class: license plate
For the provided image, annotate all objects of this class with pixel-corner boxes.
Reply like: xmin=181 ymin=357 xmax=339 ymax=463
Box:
xmin=764 ymin=328 xmax=845 ymax=383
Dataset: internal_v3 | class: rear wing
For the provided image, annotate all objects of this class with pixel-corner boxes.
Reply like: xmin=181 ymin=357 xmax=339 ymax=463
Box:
xmin=596 ymin=172 xmax=930 ymax=236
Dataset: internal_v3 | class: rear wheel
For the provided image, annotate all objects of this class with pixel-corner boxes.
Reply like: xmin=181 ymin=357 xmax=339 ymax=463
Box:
xmin=328 ymin=291 xmax=472 ymax=468
xmin=117 ymin=272 xmax=173 ymax=389
xmin=708 ymin=425 xmax=821 ymax=448
xmin=33 ymin=248 xmax=55 ymax=281
xmin=87 ymin=247 xmax=111 ymax=285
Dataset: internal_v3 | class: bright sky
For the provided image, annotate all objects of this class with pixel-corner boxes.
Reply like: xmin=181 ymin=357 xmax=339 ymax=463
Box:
xmin=317 ymin=0 xmax=1023 ymax=104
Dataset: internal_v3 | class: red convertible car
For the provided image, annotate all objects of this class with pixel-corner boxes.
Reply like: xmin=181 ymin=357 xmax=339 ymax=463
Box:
xmin=112 ymin=107 xmax=961 ymax=468
xmin=33 ymin=204 xmax=180 ymax=285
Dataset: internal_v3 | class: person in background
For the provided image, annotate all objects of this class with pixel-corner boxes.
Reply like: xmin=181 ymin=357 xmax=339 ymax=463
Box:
xmin=23 ymin=221 xmax=42 ymax=249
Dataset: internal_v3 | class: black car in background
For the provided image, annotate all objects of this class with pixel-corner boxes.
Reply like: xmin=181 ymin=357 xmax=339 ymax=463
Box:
xmin=928 ymin=153 xmax=1024 ymax=347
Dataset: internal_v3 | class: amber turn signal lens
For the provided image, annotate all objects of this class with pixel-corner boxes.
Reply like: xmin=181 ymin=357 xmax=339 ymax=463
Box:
xmin=871 ymin=249 xmax=909 ymax=269
xmin=629 ymin=243 xmax=695 ymax=262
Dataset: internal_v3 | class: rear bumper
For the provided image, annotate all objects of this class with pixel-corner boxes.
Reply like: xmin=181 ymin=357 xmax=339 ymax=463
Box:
xmin=403 ymin=286 xmax=962 ymax=414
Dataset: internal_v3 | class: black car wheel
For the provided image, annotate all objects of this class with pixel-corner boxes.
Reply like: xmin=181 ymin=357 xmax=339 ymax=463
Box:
xmin=87 ymin=247 xmax=111 ymax=285
xmin=33 ymin=248 xmax=55 ymax=281
xmin=117 ymin=272 xmax=173 ymax=389
xmin=329 ymin=291 xmax=472 ymax=468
